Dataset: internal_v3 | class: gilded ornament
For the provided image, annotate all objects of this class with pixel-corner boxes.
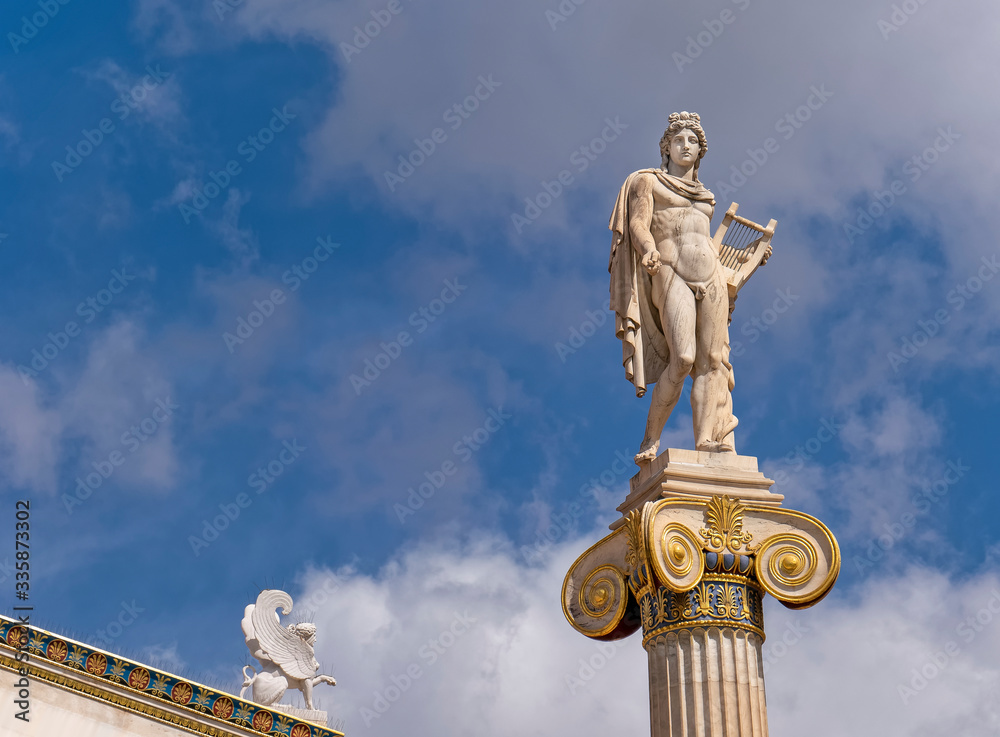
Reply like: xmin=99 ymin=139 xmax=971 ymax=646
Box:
xmin=699 ymin=495 xmax=756 ymax=555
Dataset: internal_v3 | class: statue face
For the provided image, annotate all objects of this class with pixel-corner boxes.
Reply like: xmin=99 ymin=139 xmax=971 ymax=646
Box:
xmin=668 ymin=128 xmax=700 ymax=168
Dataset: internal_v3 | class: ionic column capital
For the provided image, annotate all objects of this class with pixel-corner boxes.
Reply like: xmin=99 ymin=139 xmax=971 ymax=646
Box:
xmin=562 ymin=494 xmax=840 ymax=640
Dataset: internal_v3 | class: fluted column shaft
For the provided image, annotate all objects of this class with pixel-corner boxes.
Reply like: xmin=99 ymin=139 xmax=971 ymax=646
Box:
xmin=646 ymin=627 xmax=767 ymax=737
xmin=637 ymin=564 xmax=768 ymax=737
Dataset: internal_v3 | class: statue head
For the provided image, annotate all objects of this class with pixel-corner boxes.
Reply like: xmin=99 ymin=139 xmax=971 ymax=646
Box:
xmin=287 ymin=622 xmax=317 ymax=646
xmin=659 ymin=111 xmax=707 ymax=178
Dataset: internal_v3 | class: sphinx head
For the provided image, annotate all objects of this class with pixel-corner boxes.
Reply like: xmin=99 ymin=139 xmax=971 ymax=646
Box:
xmin=287 ymin=622 xmax=317 ymax=647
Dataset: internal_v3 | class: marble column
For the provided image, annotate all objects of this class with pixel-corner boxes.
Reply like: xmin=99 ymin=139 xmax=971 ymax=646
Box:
xmin=562 ymin=451 xmax=839 ymax=737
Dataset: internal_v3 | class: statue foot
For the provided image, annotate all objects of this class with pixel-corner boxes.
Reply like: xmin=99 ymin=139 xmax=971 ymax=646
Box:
xmin=634 ymin=440 xmax=659 ymax=465
xmin=696 ymin=440 xmax=736 ymax=454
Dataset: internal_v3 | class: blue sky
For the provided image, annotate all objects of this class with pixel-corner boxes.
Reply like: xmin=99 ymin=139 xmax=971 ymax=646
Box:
xmin=2 ymin=0 xmax=1000 ymax=733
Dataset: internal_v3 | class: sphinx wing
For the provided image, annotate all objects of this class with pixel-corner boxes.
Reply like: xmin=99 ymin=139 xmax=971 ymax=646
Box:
xmin=241 ymin=603 xmax=270 ymax=663
xmin=249 ymin=590 xmax=318 ymax=681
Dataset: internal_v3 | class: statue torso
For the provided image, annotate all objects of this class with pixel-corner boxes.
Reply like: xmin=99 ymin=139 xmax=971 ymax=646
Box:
xmin=646 ymin=175 xmax=717 ymax=283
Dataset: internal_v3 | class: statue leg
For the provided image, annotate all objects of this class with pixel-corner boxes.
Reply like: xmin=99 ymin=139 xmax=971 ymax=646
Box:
xmin=301 ymin=678 xmax=315 ymax=710
xmin=636 ymin=273 xmax=696 ymax=463
xmin=691 ymin=272 xmax=736 ymax=452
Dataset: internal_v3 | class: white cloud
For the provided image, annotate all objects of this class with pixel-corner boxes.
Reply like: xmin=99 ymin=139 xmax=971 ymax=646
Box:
xmin=270 ymin=535 xmax=1000 ymax=736
xmin=84 ymin=58 xmax=185 ymax=137
xmin=131 ymin=0 xmax=1000 ymax=405
xmin=132 ymin=0 xmax=197 ymax=55
xmin=212 ymin=188 xmax=260 ymax=265
xmin=60 ymin=320 xmax=181 ymax=490
xmin=0 ymin=364 xmax=63 ymax=493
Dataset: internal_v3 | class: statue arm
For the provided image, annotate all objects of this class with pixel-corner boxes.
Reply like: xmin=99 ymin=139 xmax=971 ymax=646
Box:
xmin=628 ymin=174 xmax=656 ymax=260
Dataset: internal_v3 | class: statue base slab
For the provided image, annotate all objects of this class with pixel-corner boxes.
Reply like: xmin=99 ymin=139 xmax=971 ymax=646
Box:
xmin=610 ymin=448 xmax=782 ymax=530
xmin=273 ymin=705 xmax=328 ymax=726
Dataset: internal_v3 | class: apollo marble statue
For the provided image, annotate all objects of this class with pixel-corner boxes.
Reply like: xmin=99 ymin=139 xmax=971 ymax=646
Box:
xmin=240 ymin=589 xmax=337 ymax=710
xmin=610 ymin=111 xmax=774 ymax=463
xmin=563 ymin=113 xmax=835 ymax=737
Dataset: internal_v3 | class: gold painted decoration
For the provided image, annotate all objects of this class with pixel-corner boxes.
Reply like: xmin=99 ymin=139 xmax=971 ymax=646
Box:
xmin=28 ymin=632 xmax=46 ymax=654
xmin=0 ymin=615 xmax=344 ymax=737
xmin=234 ymin=703 xmax=254 ymax=726
xmin=212 ymin=696 xmax=235 ymax=719
xmin=569 ymin=564 xmax=629 ymax=637
xmin=650 ymin=522 xmax=705 ymax=592
xmin=191 ymin=686 xmax=213 ymax=712
xmin=252 ymin=709 xmax=274 ymax=731
xmin=639 ymin=573 xmax=766 ymax=646
xmin=699 ymin=495 xmax=756 ymax=555
xmin=85 ymin=652 xmax=108 ymax=676
xmin=624 ymin=509 xmax=648 ymax=589
xmin=46 ymin=639 xmax=67 ymax=662
xmin=5 ymin=625 xmax=26 ymax=648
xmin=67 ymin=644 xmax=87 ymax=669
xmin=754 ymin=531 xmax=836 ymax=606
xmin=562 ymin=526 xmax=640 ymax=640
xmin=149 ymin=673 xmax=171 ymax=698
xmin=171 ymin=681 xmax=194 ymax=704
xmin=108 ymin=658 xmax=128 ymax=683
xmin=128 ymin=667 xmax=151 ymax=690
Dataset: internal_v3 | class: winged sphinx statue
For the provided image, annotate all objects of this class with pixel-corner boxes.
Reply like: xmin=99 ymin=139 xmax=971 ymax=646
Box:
xmin=240 ymin=589 xmax=337 ymax=710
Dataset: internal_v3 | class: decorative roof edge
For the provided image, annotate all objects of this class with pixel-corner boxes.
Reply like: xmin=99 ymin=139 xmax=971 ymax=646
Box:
xmin=0 ymin=614 xmax=344 ymax=737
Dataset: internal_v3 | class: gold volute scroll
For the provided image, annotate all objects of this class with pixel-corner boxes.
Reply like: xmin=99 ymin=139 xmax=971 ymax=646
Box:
xmin=649 ymin=522 xmax=704 ymax=592
xmin=561 ymin=527 xmax=641 ymax=640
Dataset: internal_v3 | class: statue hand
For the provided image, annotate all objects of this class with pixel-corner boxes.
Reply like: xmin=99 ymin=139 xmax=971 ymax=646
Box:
xmin=762 ymin=244 xmax=772 ymax=265
xmin=642 ymin=250 xmax=661 ymax=275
